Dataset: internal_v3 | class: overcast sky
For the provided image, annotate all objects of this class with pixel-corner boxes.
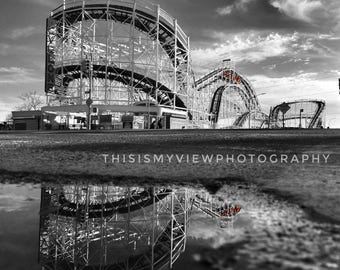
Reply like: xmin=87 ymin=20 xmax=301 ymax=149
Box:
xmin=0 ymin=0 xmax=340 ymax=126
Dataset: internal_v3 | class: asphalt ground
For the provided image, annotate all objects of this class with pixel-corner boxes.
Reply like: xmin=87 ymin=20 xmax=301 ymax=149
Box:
xmin=0 ymin=129 xmax=340 ymax=223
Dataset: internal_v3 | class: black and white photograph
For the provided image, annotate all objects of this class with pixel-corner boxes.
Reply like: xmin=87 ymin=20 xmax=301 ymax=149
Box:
xmin=0 ymin=0 xmax=340 ymax=269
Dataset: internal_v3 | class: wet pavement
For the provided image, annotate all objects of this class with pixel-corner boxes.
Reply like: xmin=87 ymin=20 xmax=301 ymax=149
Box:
xmin=191 ymin=185 xmax=340 ymax=270
xmin=1 ymin=130 xmax=340 ymax=224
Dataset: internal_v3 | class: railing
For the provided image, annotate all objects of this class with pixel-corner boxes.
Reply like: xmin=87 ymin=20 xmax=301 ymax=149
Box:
xmin=53 ymin=0 xmax=160 ymax=18
xmin=159 ymin=8 xmax=174 ymax=26
xmin=177 ymin=25 xmax=188 ymax=45
xmin=50 ymin=0 xmax=189 ymax=46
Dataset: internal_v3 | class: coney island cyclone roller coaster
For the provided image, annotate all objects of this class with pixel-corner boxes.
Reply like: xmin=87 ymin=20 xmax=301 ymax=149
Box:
xmin=43 ymin=0 xmax=271 ymax=129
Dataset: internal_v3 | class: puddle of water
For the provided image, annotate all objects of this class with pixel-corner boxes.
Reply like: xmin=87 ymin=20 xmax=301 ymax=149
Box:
xmin=194 ymin=185 xmax=340 ymax=270
xmin=0 ymin=182 xmax=339 ymax=270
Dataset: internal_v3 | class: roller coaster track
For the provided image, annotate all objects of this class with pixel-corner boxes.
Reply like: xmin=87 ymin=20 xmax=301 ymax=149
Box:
xmin=196 ymin=68 xmax=262 ymax=125
xmin=309 ymin=101 xmax=325 ymax=128
xmin=233 ymin=112 xmax=249 ymax=127
xmin=233 ymin=111 xmax=268 ymax=127
xmin=44 ymin=188 xmax=172 ymax=218
xmin=46 ymin=0 xmax=190 ymax=113
xmin=209 ymin=86 xmax=225 ymax=122
xmin=50 ymin=0 xmax=188 ymax=66
xmin=56 ymin=65 xmax=186 ymax=109
xmin=270 ymin=100 xmax=325 ymax=128
xmin=46 ymin=1 xmax=272 ymax=128
xmin=195 ymin=68 xmax=260 ymax=109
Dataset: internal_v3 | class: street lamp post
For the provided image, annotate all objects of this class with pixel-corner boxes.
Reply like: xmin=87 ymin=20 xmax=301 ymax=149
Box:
xmin=268 ymin=106 xmax=272 ymax=129
xmin=248 ymin=100 xmax=251 ymax=129
xmin=299 ymin=109 xmax=304 ymax=128
xmin=85 ymin=56 xmax=93 ymax=130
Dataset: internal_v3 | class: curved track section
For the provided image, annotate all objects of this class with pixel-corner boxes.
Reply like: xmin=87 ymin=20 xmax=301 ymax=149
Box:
xmin=270 ymin=100 xmax=325 ymax=129
xmin=45 ymin=0 xmax=191 ymax=112
xmin=196 ymin=68 xmax=261 ymax=111
xmin=209 ymin=86 xmax=225 ymax=123
xmin=195 ymin=67 xmax=264 ymax=127
xmin=52 ymin=187 xmax=171 ymax=218
xmin=50 ymin=1 xmax=188 ymax=64
xmin=56 ymin=65 xmax=186 ymax=108
xmin=234 ymin=111 xmax=268 ymax=128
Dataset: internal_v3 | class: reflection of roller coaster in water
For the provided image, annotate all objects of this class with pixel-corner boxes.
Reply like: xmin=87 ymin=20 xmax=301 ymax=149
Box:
xmin=38 ymin=184 xmax=241 ymax=269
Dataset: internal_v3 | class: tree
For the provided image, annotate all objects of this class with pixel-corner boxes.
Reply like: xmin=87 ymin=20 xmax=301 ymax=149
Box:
xmin=16 ymin=90 xmax=45 ymax=111
xmin=5 ymin=113 xmax=12 ymax=121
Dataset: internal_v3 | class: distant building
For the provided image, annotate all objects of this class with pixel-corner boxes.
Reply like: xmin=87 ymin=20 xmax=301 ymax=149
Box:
xmin=12 ymin=110 xmax=42 ymax=130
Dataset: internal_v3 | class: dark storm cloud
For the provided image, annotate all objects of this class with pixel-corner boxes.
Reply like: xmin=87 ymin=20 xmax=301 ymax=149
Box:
xmin=150 ymin=0 xmax=336 ymax=45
